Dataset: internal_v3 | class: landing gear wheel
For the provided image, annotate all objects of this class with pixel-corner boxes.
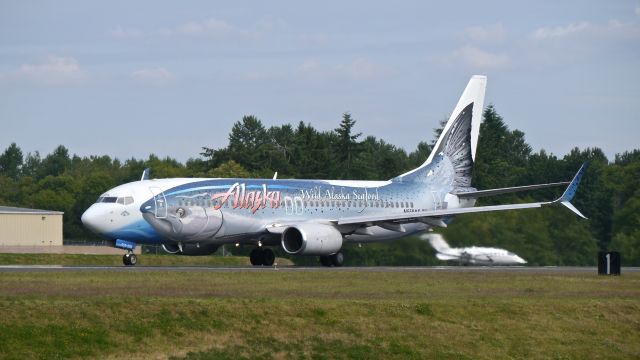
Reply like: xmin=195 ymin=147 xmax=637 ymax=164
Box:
xmin=250 ymin=248 xmax=275 ymax=266
xmin=330 ymin=252 xmax=344 ymax=267
xmin=319 ymin=256 xmax=332 ymax=267
xmin=261 ymin=248 xmax=275 ymax=266
xmin=250 ymin=248 xmax=263 ymax=266
xmin=123 ymin=253 xmax=137 ymax=266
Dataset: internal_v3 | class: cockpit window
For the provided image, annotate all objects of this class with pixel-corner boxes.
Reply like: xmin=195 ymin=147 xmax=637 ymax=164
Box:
xmin=96 ymin=196 xmax=134 ymax=205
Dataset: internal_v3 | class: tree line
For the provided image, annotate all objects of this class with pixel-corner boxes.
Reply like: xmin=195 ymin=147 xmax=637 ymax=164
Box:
xmin=1 ymin=105 xmax=638 ymax=265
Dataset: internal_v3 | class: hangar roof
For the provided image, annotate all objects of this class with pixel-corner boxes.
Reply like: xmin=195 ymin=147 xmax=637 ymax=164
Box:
xmin=0 ymin=206 xmax=64 ymax=215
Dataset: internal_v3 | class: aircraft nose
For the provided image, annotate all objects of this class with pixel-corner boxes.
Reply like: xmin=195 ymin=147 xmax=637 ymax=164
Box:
xmin=81 ymin=205 xmax=105 ymax=234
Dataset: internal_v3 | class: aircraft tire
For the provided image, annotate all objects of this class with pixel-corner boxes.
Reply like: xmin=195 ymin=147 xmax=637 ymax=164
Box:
xmin=249 ymin=248 xmax=263 ymax=266
xmin=123 ymin=253 xmax=131 ymax=266
xmin=330 ymin=252 xmax=344 ymax=267
xmin=129 ymin=253 xmax=138 ymax=266
xmin=261 ymin=248 xmax=275 ymax=266
xmin=319 ymin=255 xmax=332 ymax=267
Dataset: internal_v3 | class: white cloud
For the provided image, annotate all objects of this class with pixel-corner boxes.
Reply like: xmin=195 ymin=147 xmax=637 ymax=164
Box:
xmin=463 ymin=24 xmax=506 ymax=43
xmin=130 ymin=67 xmax=175 ymax=85
xmin=171 ymin=18 xmax=233 ymax=36
xmin=296 ymin=58 xmax=391 ymax=81
xmin=110 ymin=25 xmax=145 ymax=39
xmin=605 ymin=19 xmax=640 ymax=38
xmin=444 ymin=46 xmax=510 ymax=69
xmin=531 ymin=20 xmax=640 ymax=40
xmin=13 ymin=55 xmax=86 ymax=85
xmin=532 ymin=22 xmax=590 ymax=40
xmin=299 ymin=33 xmax=329 ymax=46
xmin=164 ymin=17 xmax=270 ymax=40
xmin=112 ymin=17 xmax=272 ymax=40
xmin=336 ymin=59 xmax=388 ymax=80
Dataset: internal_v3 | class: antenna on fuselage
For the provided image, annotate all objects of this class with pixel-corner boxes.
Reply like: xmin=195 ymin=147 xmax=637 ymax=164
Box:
xmin=141 ymin=168 xmax=150 ymax=181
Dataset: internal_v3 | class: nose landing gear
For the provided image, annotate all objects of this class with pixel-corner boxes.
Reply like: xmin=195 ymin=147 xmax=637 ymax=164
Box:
xmin=123 ymin=251 xmax=138 ymax=266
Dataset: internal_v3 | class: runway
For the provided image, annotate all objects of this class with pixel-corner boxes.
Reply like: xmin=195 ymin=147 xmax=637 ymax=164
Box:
xmin=1 ymin=265 xmax=638 ymax=273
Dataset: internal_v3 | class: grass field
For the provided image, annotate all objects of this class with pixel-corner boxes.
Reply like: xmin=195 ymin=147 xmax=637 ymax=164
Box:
xmin=0 ymin=268 xmax=638 ymax=359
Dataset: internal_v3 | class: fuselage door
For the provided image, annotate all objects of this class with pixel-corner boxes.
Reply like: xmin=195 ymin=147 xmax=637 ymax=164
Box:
xmin=149 ymin=187 xmax=168 ymax=219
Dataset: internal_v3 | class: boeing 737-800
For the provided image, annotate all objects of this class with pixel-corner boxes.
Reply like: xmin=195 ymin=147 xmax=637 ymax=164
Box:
xmin=424 ymin=233 xmax=526 ymax=266
xmin=81 ymin=75 xmax=587 ymax=266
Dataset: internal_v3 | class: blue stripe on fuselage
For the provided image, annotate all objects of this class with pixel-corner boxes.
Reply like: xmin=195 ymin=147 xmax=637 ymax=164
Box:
xmin=104 ymin=219 xmax=164 ymax=244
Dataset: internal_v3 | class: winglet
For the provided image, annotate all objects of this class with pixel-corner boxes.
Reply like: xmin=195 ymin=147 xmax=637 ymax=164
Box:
xmin=553 ymin=162 xmax=589 ymax=219
xmin=141 ymin=168 xmax=150 ymax=181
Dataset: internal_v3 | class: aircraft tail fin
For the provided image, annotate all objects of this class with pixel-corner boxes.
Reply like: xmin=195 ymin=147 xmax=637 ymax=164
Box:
xmin=427 ymin=75 xmax=486 ymax=166
xmin=394 ymin=75 xmax=486 ymax=188
xmin=422 ymin=233 xmax=451 ymax=253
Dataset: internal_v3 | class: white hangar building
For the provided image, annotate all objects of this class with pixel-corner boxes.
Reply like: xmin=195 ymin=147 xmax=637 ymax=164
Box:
xmin=0 ymin=206 xmax=63 ymax=248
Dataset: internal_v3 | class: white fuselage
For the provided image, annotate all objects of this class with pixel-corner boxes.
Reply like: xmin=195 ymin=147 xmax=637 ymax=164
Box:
xmin=438 ymin=246 xmax=526 ymax=265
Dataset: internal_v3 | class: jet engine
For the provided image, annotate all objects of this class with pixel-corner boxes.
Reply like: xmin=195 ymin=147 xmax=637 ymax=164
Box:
xmin=161 ymin=243 xmax=219 ymax=256
xmin=281 ymin=223 xmax=343 ymax=255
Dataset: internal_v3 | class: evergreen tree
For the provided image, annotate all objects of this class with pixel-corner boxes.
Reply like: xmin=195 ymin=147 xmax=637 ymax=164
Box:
xmin=473 ymin=105 xmax=531 ymax=192
xmin=0 ymin=143 xmax=23 ymax=180
xmin=39 ymin=145 xmax=71 ymax=178
xmin=228 ymin=115 xmax=269 ymax=172
xmin=333 ymin=112 xmax=362 ymax=179
xmin=408 ymin=141 xmax=432 ymax=169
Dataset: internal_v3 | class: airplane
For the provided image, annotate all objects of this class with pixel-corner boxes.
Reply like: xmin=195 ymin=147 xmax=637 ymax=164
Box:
xmin=423 ymin=233 xmax=526 ymax=265
xmin=81 ymin=75 xmax=588 ymax=267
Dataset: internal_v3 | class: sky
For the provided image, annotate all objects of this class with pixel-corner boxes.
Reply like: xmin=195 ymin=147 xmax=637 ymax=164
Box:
xmin=1 ymin=1 xmax=639 ymax=163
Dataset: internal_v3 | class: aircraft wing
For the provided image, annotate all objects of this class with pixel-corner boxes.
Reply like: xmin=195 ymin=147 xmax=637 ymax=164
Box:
xmin=338 ymin=162 xmax=588 ymax=227
xmin=454 ymin=182 xmax=569 ymax=199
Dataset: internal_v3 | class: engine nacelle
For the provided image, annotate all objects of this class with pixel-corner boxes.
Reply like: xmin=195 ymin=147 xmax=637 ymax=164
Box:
xmin=161 ymin=243 xmax=219 ymax=256
xmin=281 ymin=223 xmax=343 ymax=255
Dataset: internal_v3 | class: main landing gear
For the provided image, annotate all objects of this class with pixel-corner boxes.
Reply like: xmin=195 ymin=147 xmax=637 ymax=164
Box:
xmin=123 ymin=251 xmax=137 ymax=266
xmin=319 ymin=252 xmax=344 ymax=267
xmin=250 ymin=248 xmax=275 ymax=266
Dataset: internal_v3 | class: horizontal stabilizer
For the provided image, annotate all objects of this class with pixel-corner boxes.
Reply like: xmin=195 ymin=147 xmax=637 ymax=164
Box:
xmin=421 ymin=233 xmax=451 ymax=253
